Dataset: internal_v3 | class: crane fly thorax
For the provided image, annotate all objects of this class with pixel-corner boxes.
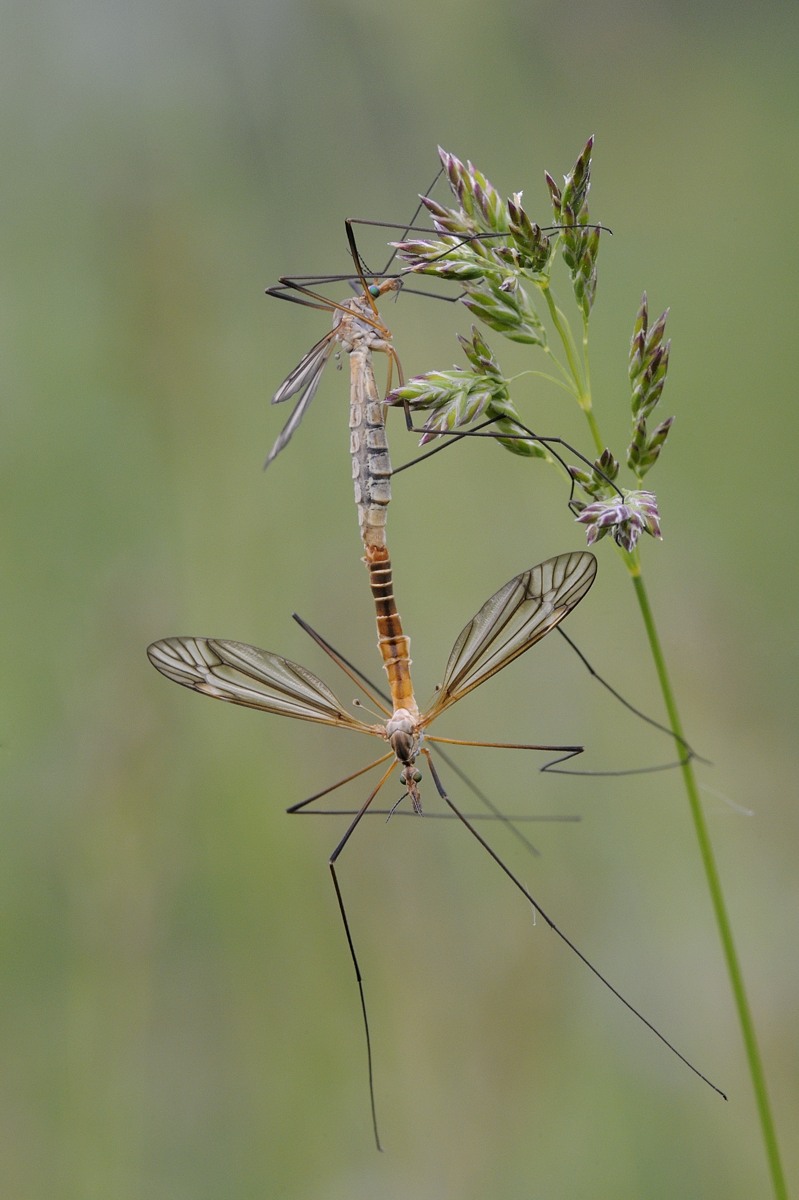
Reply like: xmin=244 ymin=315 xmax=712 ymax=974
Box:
xmin=336 ymin=296 xmax=393 ymax=358
xmin=384 ymin=707 xmax=424 ymax=815
xmin=385 ymin=707 xmax=421 ymax=760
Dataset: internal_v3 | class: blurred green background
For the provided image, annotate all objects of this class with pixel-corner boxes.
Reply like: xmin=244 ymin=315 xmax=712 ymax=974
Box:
xmin=3 ymin=1 xmax=798 ymax=1197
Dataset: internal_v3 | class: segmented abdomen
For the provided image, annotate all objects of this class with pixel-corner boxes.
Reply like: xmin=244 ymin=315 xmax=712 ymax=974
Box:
xmin=349 ymin=344 xmax=392 ymax=553
xmin=367 ymin=547 xmax=417 ymax=715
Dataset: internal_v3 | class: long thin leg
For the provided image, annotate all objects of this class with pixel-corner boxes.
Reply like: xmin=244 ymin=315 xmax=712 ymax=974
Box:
xmin=326 ymin=759 xmax=399 ymax=1152
xmin=393 ymin=410 xmax=624 ymax=509
xmin=426 ymin=736 xmax=585 ymax=778
xmin=344 ymin=217 xmax=611 ymax=243
xmin=285 ymin=744 xmax=574 ymax=824
xmin=551 ymin=625 xmax=703 ymax=771
xmin=297 ymin=809 xmax=578 ymax=822
xmin=263 ymin=284 xmax=341 ymax=311
xmin=345 ymin=165 xmax=445 ymax=281
xmin=427 ymin=747 xmax=547 ymax=856
xmin=292 ymin=612 xmax=392 ymax=718
xmin=423 ymin=752 xmax=726 ymax=1100
xmin=286 ymin=752 xmax=394 ymax=815
xmin=268 ymin=268 xmax=456 ymax=306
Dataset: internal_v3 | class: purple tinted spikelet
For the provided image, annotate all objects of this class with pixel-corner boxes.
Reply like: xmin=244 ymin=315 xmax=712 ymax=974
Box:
xmin=576 ymin=490 xmax=662 ymax=552
xmin=627 ymin=294 xmax=674 ymax=478
xmin=387 ymin=328 xmax=542 ymax=457
xmin=550 ymin=137 xmax=600 ymax=317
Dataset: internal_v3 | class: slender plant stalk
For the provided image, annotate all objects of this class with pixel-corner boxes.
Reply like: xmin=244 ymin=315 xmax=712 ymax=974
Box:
xmin=628 ymin=566 xmax=788 ymax=1200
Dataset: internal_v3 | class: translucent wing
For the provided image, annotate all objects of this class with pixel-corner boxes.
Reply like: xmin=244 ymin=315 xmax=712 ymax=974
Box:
xmin=265 ymin=333 xmax=336 ymax=467
xmin=147 ymin=637 xmax=377 ymax=734
xmin=422 ymin=551 xmax=597 ymax=724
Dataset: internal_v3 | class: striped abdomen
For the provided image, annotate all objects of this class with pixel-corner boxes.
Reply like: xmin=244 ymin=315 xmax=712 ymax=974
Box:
xmin=367 ymin=545 xmax=418 ymax=717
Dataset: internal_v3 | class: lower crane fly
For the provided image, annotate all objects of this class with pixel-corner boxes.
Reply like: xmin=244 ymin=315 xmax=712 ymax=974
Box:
xmin=147 ymin=550 xmax=724 ymax=1147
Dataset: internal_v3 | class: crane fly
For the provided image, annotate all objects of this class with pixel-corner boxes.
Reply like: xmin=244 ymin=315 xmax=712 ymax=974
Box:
xmin=148 ymin=552 xmax=593 ymax=1145
xmin=148 ymin=549 xmax=724 ymax=1146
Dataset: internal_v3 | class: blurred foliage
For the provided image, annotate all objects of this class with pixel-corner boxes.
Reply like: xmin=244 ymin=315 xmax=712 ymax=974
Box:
xmin=2 ymin=1 xmax=798 ymax=1197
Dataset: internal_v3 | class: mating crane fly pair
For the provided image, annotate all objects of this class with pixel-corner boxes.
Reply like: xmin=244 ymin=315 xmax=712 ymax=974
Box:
xmin=148 ymin=205 xmax=724 ymax=1146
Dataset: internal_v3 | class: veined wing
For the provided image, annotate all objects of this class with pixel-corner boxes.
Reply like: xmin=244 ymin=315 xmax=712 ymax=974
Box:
xmin=148 ymin=637 xmax=377 ymax=734
xmin=422 ymin=552 xmax=597 ymax=724
xmin=265 ymin=332 xmax=336 ymax=467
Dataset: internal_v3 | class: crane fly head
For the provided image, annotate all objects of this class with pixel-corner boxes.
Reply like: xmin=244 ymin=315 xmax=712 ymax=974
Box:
xmin=368 ymin=277 xmax=402 ymax=301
